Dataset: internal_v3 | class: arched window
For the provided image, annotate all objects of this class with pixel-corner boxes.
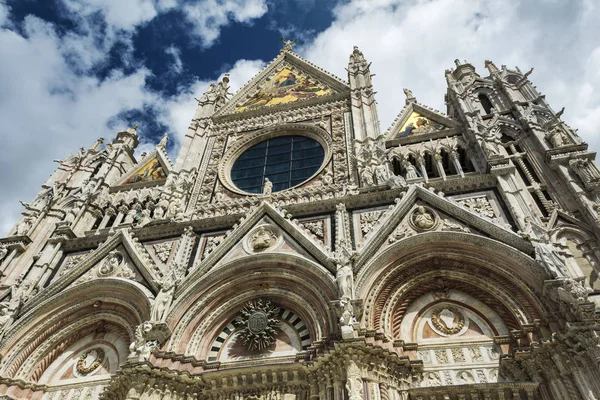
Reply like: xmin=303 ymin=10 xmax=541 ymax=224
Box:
xmin=478 ymin=93 xmax=494 ymax=114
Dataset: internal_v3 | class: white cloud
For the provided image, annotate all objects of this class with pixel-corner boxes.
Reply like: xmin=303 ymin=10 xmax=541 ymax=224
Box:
xmin=0 ymin=12 xmax=156 ymax=235
xmin=301 ymin=0 xmax=600 ymax=152
xmin=183 ymin=0 xmax=268 ymax=47
xmin=165 ymin=45 xmax=184 ymax=74
xmin=61 ymin=0 xmax=159 ymax=31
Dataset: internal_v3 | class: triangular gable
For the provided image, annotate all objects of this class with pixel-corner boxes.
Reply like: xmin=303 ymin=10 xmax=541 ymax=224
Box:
xmin=385 ymin=102 xmax=461 ymax=142
xmin=21 ymin=229 xmax=163 ymax=314
xmin=113 ymin=148 xmax=172 ymax=189
xmin=178 ymin=201 xmax=334 ymax=295
xmin=214 ymin=51 xmax=350 ymax=118
xmin=353 ymin=185 xmax=533 ymax=270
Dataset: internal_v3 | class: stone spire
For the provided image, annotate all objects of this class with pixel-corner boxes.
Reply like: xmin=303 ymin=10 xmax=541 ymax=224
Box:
xmin=348 ymin=46 xmax=380 ymax=139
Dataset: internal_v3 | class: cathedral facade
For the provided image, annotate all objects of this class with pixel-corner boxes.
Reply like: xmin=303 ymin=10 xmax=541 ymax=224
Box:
xmin=0 ymin=44 xmax=599 ymax=400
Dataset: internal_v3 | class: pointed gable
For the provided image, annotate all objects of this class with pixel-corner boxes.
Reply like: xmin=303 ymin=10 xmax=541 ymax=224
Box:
xmin=113 ymin=148 xmax=172 ymax=189
xmin=235 ymin=67 xmax=334 ymax=113
xmin=215 ymin=51 xmax=350 ymax=118
xmin=123 ymin=157 xmax=166 ymax=185
xmin=385 ymin=102 xmax=461 ymax=142
xmin=21 ymin=229 xmax=163 ymax=314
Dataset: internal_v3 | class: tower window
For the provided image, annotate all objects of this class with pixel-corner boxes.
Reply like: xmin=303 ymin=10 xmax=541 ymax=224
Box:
xmin=231 ymin=135 xmax=325 ymax=194
xmin=478 ymin=93 xmax=494 ymax=114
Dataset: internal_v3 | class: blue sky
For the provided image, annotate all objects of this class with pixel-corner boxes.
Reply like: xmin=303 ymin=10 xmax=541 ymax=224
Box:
xmin=1 ymin=0 xmax=599 ymax=234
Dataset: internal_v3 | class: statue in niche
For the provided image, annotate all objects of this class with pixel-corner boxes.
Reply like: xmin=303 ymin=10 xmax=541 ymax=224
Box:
xmin=402 ymin=159 xmax=419 ymax=179
xmin=153 ymin=196 xmax=169 ymax=219
xmin=360 ymin=167 xmax=374 ymax=186
xmin=375 ymin=164 xmax=390 ymax=185
xmin=570 ymin=158 xmax=600 ymax=187
xmin=546 ymin=127 xmax=570 ymax=148
xmin=136 ymin=209 xmax=152 ymax=227
xmin=336 ymin=262 xmax=354 ymax=300
xmin=150 ymin=276 xmax=177 ymax=322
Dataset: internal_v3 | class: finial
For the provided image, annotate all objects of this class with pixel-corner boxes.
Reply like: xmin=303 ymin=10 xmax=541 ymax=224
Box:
xmin=280 ymin=37 xmax=297 ymax=53
xmin=484 ymin=60 xmax=498 ymax=73
xmin=158 ymin=133 xmax=169 ymax=149
xmin=454 ymin=59 xmax=461 ymax=67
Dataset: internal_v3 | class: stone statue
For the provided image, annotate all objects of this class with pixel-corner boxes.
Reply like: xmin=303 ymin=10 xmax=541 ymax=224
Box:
xmin=158 ymin=133 xmax=169 ymax=150
xmin=402 ymin=160 xmax=419 ymax=179
xmin=403 ymin=88 xmax=414 ymax=99
xmin=386 ymin=174 xmax=408 ymax=189
xmin=153 ymin=197 xmax=169 ymax=219
xmin=570 ymin=158 xmax=600 ymax=187
xmin=151 ymin=278 xmax=176 ymax=322
xmin=374 ymin=164 xmax=390 ymax=185
xmin=99 ymin=251 xmax=122 ymax=276
xmin=167 ymin=197 xmax=183 ymax=220
xmin=0 ymin=303 xmax=14 ymax=342
xmin=336 ymin=262 xmax=354 ymax=300
xmin=360 ymin=167 xmax=374 ymax=186
xmin=64 ymin=205 xmax=80 ymax=224
xmin=533 ymin=237 xmax=569 ymax=278
xmin=321 ymin=171 xmax=333 ymax=186
xmin=280 ymin=37 xmax=297 ymax=52
xmin=263 ymin=178 xmax=273 ymax=196
xmin=345 ymin=360 xmax=364 ymax=400
xmin=136 ymin=209 xmax=152 ymax=228
xmin=558 ymin=278 xmax=593 ymax=305
xmin=9 ymin=279 xmax=30 ymax=311
xmin=128 ymin=321 xmax=158 ymax=361
xmin=0 ymin=245 xmax=8 ymax=263
xmin=15 ymin=215 xmax=33 ymax=236
xmin=413 ymin=206 xmax=435 ymax=230
xmin=546 ymin=127 xmax=569 ymax=148
xmin=339 ymin=297 xmax=356 ymax=327
xmin=124 ymin=208 xmax=138 ymax=224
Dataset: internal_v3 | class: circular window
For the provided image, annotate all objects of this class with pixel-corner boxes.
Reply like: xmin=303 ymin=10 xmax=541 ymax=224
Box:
xmin=230 ymin=135 xmax=325 ymax=194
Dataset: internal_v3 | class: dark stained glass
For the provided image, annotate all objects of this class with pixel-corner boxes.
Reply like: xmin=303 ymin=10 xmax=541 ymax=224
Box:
xmin=231 ymin=136 xmax=325 ymax=193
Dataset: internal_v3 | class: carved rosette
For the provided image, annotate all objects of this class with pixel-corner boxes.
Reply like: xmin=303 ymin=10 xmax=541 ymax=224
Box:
xmin=234 ymin=299 xmax=280 ymax=351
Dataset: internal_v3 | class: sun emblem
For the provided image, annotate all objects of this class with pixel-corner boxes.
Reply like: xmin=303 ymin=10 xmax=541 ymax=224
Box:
xmin=234 ymin=299 xmax=280 ymax=351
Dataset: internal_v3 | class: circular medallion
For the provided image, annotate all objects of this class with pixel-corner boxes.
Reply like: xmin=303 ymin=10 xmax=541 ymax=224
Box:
xmin=244 ymin=225 xmax=282 ymax=254
xmin=409 ymin=205 xmax=438 ymax=231
xmin=235 ymin=299 xmax=280 ymax=351
xmin=429 ymin=306 xmax=467 ymax=336
xmin=75 ymin=348 xmax=105 ymax=376
xmin=248 ymin=311 xmax=269 ymax=333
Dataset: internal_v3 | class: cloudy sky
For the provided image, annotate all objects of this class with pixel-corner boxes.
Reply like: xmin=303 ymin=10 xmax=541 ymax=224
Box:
xmin=0 ymin=0 xmax=599 ymax=235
